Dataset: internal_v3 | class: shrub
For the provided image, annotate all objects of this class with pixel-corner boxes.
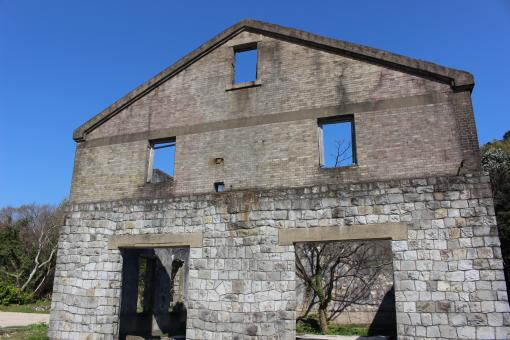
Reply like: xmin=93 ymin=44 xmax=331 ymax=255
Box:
xmin=0 ymin=282 xmax=32 ymax=305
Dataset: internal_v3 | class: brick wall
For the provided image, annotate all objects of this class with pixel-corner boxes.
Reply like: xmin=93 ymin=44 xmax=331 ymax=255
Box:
xmin=70 ymin=31 xmax=478 ymax=203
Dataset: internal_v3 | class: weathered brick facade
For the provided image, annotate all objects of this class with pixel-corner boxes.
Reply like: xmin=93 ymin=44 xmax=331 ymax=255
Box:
xmin=49 ymin=20 xmax=509 ymax=339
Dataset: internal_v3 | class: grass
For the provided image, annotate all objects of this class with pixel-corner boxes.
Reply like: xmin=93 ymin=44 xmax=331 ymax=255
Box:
xmin=296 ymin=315 xmax=368 ymax=336
xmin=0 ymin=300 xmax=50 ymax=314
xmin=0 ymin=323 xmax=49 ymax=340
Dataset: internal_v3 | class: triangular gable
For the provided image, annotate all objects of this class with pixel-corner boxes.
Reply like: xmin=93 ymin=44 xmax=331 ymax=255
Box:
xmin=73 ymin=19 xmax=474 ymax=141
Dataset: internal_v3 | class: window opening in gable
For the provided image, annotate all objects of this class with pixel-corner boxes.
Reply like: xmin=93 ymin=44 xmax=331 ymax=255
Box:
xmin=148 ymin=139 xmax=175 ymax=183
xmin=234 ymin=45 xmax=257 ymax=83
xmin=318 ymin=117 xmax=356 ymax=168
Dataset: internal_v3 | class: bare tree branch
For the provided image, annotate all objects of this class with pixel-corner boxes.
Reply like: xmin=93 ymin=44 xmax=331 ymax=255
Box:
xmin=0 ymin=201 xmax=65 ymax=298
xmin=332 ymin=139 xmax=352 ymax=167
xmin=296 ymin=240 xmax=392 ymax=333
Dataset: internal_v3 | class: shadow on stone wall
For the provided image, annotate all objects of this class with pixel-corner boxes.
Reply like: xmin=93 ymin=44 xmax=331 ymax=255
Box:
xmin=368 ymin=286 xmax=397 ymax=339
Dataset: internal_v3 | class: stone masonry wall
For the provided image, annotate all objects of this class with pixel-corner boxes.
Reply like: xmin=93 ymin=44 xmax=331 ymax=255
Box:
xmin=49 ymin=173 xmax=510 ymax=339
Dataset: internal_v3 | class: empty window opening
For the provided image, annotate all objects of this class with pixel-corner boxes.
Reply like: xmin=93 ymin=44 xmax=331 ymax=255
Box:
xmin=318 ymin=117 xmax=356 ymax=168
xmin=148 ymin=139 xmax=175 ymax=183
xmin=214 ymin=182 xmax=225 ymax=193
xmin=234 ymin=46 xmax=257 ymax=83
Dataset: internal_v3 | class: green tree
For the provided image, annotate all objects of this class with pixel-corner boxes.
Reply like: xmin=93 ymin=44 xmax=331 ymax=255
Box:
xmin=481 ymin=131 xmax=510 ymax=292
xmin=0 ymin=220 xmax=31 ymax=288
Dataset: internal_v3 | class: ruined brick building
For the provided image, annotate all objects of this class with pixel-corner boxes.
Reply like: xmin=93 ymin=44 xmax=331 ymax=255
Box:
xmin=49 ymin=20 xmax=510 ymax=339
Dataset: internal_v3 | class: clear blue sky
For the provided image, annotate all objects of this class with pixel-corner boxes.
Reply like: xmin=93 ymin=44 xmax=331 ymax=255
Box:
xmin=1 ymin=0 xmax=509 ymax=207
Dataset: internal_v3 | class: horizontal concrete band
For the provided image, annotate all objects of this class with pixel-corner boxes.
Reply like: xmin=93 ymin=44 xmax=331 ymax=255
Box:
xmin=278 ymin=223 xmax=408 ymax=245
xmin=82 ymin=92 xmax=449 ymax=148
xmin=107 ymin=232 xmax=203 ymax=249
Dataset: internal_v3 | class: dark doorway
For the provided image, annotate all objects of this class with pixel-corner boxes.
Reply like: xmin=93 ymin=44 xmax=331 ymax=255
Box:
xmin=119 ymin=248 xmax=189 ymax=340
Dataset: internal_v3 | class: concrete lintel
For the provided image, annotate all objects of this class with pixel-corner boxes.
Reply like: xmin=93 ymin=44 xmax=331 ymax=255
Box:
xmin=278 ymin=224 xmax=408 ymax=245
xmin=108 ymin=232 xmax=202 ymax=249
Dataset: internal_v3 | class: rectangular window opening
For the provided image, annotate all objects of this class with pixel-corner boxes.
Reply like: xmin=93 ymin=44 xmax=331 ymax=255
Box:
xmin=148 ymin=139 xmax=175 ymax=183
xmin=318 ymin=117 xmax=356 ymax=168
xmin=234 ymin=45 xmax=257 ymax=84
xmin=214 ymin=182 xmax=225 ymax=193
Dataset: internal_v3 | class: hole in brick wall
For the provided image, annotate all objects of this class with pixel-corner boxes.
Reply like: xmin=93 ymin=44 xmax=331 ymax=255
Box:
xmin=234 ymin=46 xmax=257 ymax=83
xmin=295 ymin=239 xmax=396 ymax=338
xmin=318 ymin=117 xmax=356 ymax=168
xmin=148 ymin=139 xmax=175 ymax=183
xmin=214 ymin=182 xmax=225 ymax=193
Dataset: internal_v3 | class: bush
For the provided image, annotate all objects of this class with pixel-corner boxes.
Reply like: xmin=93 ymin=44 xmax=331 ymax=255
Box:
xmin=0 ymin=282 xmax=32 ymax=305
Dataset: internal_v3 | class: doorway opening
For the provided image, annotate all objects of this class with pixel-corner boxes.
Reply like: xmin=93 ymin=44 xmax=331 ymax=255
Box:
xmin=119 ymin=247 xmax=189 ymax=340
xmin=295 ymin=239 xmax=396 ymax=339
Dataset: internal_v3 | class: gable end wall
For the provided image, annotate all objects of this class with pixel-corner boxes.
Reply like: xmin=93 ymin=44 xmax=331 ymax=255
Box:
xmin=69 ymin=31 xmax=479 ymax=203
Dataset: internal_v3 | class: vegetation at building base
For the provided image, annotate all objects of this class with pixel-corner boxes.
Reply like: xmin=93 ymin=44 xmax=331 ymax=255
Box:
xmin=0 ymin=323 xmax=49 ymax=340
xmin=481 ymin=130 xmax=510 ymax=293
xmin=296 ymin=315 xmax=368 ymax=336
xmin=0 ymin=202 xmax=65 ymax=310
